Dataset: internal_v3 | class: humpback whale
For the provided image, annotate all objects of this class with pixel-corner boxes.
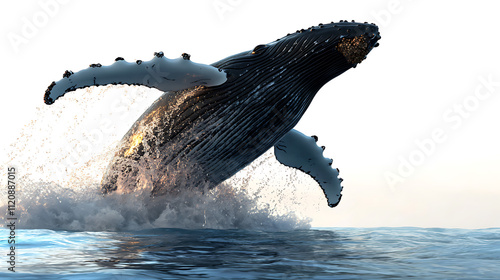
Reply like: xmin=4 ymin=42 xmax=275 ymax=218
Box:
xmin=44 ymin=21 xmax=380 ymax=207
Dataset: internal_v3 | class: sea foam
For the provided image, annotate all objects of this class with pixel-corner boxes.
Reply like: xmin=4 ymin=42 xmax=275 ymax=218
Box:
xmin=2 ymin=86 xmax=325 ymax=231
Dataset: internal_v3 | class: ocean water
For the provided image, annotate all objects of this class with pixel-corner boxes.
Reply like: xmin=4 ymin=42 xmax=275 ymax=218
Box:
xmin=1 ymin=227 xmax=499 ymax=279
xmin=2 ymin=87 xmax=499 ymax=279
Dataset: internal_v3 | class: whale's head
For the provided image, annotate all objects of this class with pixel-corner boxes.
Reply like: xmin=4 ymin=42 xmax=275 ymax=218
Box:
xmin=272 ymin=20 xmax=381 ymax=65
xmin=212 ymin=21 xmax=380 ymax=92
xmin=206 ymin=22 xmax=380 ymax=208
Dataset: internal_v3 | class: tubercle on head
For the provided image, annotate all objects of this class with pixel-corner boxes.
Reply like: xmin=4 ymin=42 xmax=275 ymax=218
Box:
xmin=277 ymin=20 xmax=377 ymax=40
xmin=281 ymin=20 xmax=379 ymax=37
xmin=264 ymin=20 xmax=380 ymax=67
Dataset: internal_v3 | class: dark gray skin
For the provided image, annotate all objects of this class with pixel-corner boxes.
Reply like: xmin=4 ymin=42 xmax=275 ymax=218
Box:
xmin=45 ymin=21 xmax=380 ymax=197
xmin=100 ymin=21 xmax=380 ymax=196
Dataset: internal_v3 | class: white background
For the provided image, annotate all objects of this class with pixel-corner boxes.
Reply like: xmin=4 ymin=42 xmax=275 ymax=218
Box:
xmin=1 ymin=0 xmax=499 ymax=228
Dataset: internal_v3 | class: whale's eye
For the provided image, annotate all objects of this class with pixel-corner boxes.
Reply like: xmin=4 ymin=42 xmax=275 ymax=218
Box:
xmin=252 ymin=44 xmax=267 ymax=55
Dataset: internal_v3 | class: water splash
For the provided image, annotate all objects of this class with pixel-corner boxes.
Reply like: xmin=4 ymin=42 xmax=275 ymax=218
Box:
xmin=2 ymin=86 xmax=326 ymax=231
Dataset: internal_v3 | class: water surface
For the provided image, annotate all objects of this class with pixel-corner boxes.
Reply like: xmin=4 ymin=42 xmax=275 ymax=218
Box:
xmin=2 ymin=227 xmax=498 ymax=279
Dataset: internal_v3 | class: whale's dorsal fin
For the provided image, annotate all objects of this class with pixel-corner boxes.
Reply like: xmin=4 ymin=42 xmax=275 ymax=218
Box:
xmin=274 ymin=129 xmax=343 ymax=207
xmin=44 ymin=52 xmax=227 ymax=105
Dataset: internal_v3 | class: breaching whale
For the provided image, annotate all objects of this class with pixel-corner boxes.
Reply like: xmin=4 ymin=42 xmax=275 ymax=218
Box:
xmin=44 ymin=21 xmax=381 ymax=207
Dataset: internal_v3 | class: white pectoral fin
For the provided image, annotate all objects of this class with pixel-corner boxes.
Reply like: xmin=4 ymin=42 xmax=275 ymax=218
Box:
xmin=44 ymin=52 xmax=227 ymax=105
xmin=274 ymin=129 xmax=343 ymax=207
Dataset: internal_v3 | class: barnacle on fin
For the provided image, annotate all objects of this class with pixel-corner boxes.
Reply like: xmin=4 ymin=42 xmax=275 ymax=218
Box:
xmin=63 ymin=70 xmax=73 ymax=78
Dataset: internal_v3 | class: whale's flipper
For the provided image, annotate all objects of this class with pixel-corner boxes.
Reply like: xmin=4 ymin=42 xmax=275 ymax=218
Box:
xmin=44 ymin=52 xmax=227 ymax=105
xmin=274 ymin=129 xmax=343 ymax=207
